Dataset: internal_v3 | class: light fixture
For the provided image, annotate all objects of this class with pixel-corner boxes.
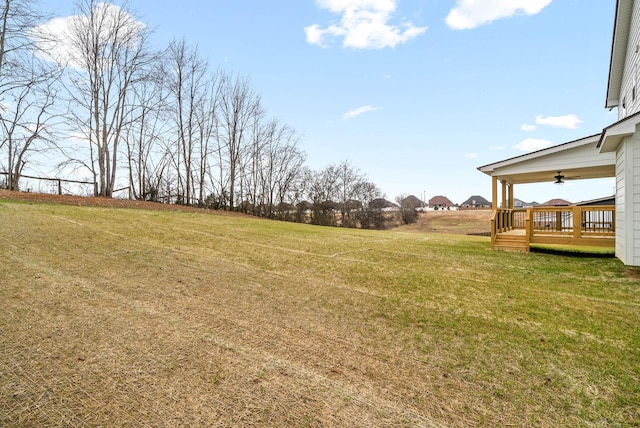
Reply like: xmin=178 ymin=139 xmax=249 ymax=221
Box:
xmin=554 ymin=171 xmax=565 ymax=184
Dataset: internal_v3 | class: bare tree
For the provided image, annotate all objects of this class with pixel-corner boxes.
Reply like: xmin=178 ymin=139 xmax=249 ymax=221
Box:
xmin=165 ymin=39 xmax=213 ymax=205
xmin=239 ymin=109 xmax=268 ymax=214
xmin=353 ymin=180 xmax=382 ymax=229
xmin=0 ymin=0 xmax=63 ymax=190
xmin=334 ymin=159 xmax=363 ymax=227
xmin=216 ymin=72 xmax=263 ymax=210
xmin=193 ymin=75 xmax=219 ymax=207
xmin=268 ymin=125 xmax=305 ymax=217
xmin=307 ymin=164 xmax=339 ymax=226
xmin=1 ymin=62 xmax=63 ymax=190
xmin=245 ymin=119 xmax=305 ymax=218
xmin=64 ymin=0 xmax=155 ymax=197
xmin=0 ymin=0 xmax=41 ymax=79
xmin=123 ymin=63 xmax=170 ymax=200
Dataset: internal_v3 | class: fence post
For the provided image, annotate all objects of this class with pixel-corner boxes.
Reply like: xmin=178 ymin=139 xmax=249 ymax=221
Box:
xmin=57 ymin=179 xmax=62 ymax=195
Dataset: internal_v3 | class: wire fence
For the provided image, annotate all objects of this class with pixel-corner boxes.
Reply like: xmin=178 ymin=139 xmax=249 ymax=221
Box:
xmin=0 ymin=172 xmax=95 ymax=196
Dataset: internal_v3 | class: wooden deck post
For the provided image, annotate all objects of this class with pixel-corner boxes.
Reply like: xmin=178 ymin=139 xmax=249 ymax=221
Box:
xmin=526 ymin=208 xmax=533 ymax=251
xmin=572 ymin=206 xmax=581 ymax=239
xmin=508 ymin=183 xmax=514 ymax=209
xmin=492 ymin=176 xmax=498 ymax=234
xmin=492 ymin=176 xmax=498 ymax=211
xmin=507 ymin=183 xmax=514 ymax=229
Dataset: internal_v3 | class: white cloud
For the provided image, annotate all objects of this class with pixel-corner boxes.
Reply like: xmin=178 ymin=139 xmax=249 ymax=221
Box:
xmin=32 ymin=3 xmax=145 ymax=69
xmin=343 ymin=105 xmax=378 ymax=120
xmin=513 ymin=138 xmax=552 ymax=152
xmin=535 ymin=114 xmax=582 ymax=129
xmin=306 ymin=0 xmax=427 ymax=49
xmin=465 ymin=152 xmax=479 ymax=158
xmin=446 ymin=0 xmax=552 ymax=30
xmin=490 ymin=145 xmax=507 ymax=151
xmin=31 ymin=16 xmax=77 ymax=66
xmin=521 ymin=123 xmax=537 ymax=131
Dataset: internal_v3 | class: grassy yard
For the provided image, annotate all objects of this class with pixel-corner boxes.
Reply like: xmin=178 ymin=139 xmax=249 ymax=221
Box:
xmin=0 ymin=198 xmax=638 ymax=426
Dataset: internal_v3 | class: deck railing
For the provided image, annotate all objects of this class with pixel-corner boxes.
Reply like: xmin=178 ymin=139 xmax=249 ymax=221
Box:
xmin=492 ymin=208 xmax=527 ymax=232
xmin=492 ymin=206 xmax=615 ymax=249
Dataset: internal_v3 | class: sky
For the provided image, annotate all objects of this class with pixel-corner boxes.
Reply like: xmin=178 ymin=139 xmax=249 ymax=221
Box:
xmin=35 ymin=0 xmax=618 ymax=205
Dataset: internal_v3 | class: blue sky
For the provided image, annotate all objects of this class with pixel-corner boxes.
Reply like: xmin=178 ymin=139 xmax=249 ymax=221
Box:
xmin=39 ymin=0 xmax=617 ymax=204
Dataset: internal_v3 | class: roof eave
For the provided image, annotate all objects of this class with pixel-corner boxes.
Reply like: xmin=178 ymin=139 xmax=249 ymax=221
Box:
xmin=477 ymin=134 xmax=602 ymax=176
xmin=605 ymin=0 xmax=632 ymax=109
xmin=598 ymin=110 xmax=640 ymax=152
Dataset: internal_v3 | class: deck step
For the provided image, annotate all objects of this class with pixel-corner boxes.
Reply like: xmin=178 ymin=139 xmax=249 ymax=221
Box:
xmin=494 ymin=234 xmax=528 ymax=252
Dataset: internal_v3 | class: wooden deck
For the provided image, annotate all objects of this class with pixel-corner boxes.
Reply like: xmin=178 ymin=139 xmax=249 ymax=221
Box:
xmin=491 ymin=206 xmax=615 ymax=252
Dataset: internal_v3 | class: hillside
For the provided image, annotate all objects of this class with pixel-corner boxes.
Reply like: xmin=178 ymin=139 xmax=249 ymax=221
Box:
xmin=397 ymin=209 xmax=491 ymax=235
xmin=0 ymin=190 xmax=492 ymax=234
xmin=1 ymin=193 xmax=638 ymax=426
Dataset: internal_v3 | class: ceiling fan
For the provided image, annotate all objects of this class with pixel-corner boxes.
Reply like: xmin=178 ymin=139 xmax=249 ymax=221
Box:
xmin=554 ymin=171 xmax=565 ymax=184
xmin=553 ymin=171 xmax=581 ymax=184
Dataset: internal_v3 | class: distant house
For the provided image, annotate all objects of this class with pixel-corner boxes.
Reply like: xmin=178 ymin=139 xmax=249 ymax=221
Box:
xmin=296 ymin=201 xmax=312 ymax=212
xmin=514 ymin=198 xmax=539 ymax=208
xmin=428 ymin=195 xmax=454 ymax=209
xmin=402 ymin=195 xmax=424 ymax=209
xmin=460 ymin=195 xmax=490 ymax=209
xmin=369 ymin=198 xmax=398 ymax=211
xmin=541 ymin=198 xmax=571 ymax=207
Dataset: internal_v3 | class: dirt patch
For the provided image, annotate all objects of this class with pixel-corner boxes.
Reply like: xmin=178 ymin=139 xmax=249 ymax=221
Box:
xmin=0 ymin=189 xmax=244 ymax=216
xmin=395 ymin=209 xmax=492 ymax=235
xmin=624 ymin=266 xmax=640 ymax=279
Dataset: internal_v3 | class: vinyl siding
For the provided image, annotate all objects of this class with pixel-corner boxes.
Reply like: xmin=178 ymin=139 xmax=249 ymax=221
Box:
xmin=632 ymin=137 xmax=640 ymax=265
xmin=616 ymin=132 xmax=640 ymax=266
xmin=616 ymin=144 xmax=626 ymax=260
xmin=619 ymin=0 xmax=640 ymax=119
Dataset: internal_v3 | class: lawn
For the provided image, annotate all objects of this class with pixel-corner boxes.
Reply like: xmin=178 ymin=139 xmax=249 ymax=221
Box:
xmin=0 ymin=198 xmax=638 ymax=426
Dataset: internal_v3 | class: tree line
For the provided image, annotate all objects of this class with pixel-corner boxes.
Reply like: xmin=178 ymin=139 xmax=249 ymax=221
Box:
xmin=0 ymin=0 xmax=418 ymax=228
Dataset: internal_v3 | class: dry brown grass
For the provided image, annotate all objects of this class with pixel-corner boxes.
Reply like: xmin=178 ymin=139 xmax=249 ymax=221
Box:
xmin=1 ymin=193 xmax=638 ymax=427
xmin=396 ymin=210 xmax=491 ymax=235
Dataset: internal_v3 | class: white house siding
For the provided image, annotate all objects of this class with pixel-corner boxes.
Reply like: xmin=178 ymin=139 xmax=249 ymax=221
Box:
xmin=619 ymin=0 xmax=640 ymax=119
xmin=615 ymin=143 xmax=626 ymax=261
xmin=633 ymin=134 xmax=640 ymax=266
xmin=612 ymin=0 xmax=640 ymax=266
xmin=616 ymin=131 xmax=640 ymax=266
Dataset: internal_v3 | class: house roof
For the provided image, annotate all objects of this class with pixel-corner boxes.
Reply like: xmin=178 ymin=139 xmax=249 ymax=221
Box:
xmin=606 ymin=0 xmax=634 ymax=108
xmin=575 ymin=195 xmax=615 ymax=206
xmin=598 ymin=110 xmax=640 ymax=152
xmin=477 ymin=134 xmax=616 ymax=184
xmin=429 ymin=195 xmax=454 ymax=206
xmin=542 ymin=198 xmax=571 ymax=206
xmin=369 ymin=198 xmax=398 ymax=209
xmin=461 ymin=195 xmax=490 ymax=206
xmin=514 ymin=198 xmax=539 ymax=207
xmin=402 ymin=195 xmax=423 ymax=208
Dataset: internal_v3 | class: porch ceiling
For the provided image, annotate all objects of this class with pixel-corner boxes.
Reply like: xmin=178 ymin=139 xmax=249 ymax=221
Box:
xmin=478 ymin=134 xmax=616 ymax=185
xmin=492 ymin=164 xmax=615 ymax=185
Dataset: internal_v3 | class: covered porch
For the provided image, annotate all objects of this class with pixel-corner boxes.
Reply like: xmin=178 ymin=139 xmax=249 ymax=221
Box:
xmin=478 ymin=134 xmax=617 ymax=252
